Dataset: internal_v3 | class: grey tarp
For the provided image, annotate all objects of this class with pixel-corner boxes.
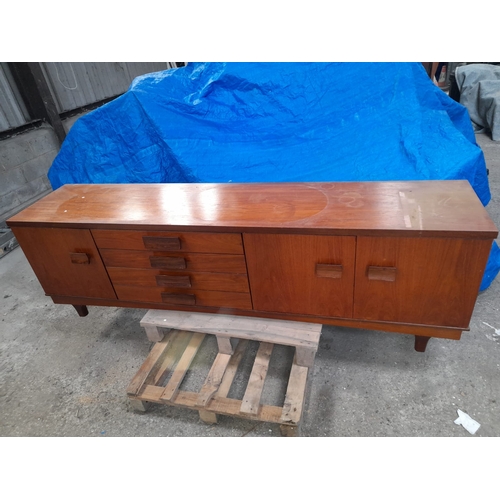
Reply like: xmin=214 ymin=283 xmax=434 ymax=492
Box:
xmin=456 ymin=64 xmax=500 ymax=140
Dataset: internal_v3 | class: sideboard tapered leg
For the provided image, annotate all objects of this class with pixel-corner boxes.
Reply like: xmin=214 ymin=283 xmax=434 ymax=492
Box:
xmin=414 ymin=335 xmax=431 ymax=352
xmin=73 ymin=305 xmax=88 ymax=317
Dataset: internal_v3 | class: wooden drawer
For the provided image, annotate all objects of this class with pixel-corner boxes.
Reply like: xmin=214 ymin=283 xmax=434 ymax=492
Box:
xmin=92 ymin=229 xmax=243 ymax=254
xmin=114 ymin=285 xmax=252 ymax=310
xmin=107 ymin=268 xmax=250 ymax=293
xmin=99 ymin=249 xmax=247 ymax=274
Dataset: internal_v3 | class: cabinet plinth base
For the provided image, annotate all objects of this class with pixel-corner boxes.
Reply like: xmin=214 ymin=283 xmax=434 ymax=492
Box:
xmin=52 ymin=294 xmax=465 ymax=342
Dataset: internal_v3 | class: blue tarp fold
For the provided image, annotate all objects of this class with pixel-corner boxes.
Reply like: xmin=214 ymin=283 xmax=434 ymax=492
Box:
xmin=47 ymin=62 xmax=500 ymax=289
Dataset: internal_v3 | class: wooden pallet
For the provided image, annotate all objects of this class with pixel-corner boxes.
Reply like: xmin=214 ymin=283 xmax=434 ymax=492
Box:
xmin=128 ymin=315 xmax=321 ymax=436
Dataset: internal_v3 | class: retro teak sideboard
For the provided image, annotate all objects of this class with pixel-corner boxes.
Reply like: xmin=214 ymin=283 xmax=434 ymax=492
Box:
xmin=7 ymin=181 xmax=498 ymax=352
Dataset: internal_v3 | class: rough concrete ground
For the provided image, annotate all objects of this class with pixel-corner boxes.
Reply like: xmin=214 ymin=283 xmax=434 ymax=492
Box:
xmin=0 ymin=133 xmax=499 ymax=437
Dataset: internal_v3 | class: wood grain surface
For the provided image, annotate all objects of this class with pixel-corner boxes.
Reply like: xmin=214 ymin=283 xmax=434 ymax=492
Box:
xmin=99 ymin=249 xmax=248 ymax=274
xmin=107 ymin=267 xmax=250 ymax=293
xmin=244 ymin=233 xmax=356 ymax=318
xmin=114 ymin=285 xmax=252 ymax=310
xmin=92 ymin=229 xmax=243 ymax=253
xmin=8 ymin=181 xmax=498 ymax=238
xmin=11 ymin=227 xmax=116 ymax=299
xmin=354 ymin=236 xmax=493 ymax=328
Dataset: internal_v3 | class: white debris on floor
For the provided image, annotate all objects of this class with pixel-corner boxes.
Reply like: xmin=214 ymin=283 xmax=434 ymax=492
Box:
xmin=454 ymin=409 xmax=481 ymax=435
xmin=482 ymin=321 xmax=500 ymax=335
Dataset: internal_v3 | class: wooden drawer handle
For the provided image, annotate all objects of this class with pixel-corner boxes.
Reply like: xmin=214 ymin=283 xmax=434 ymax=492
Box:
xmin=149 ymin=256 xmax=186 ymax=270
xmin=161 ymin=293 xmax=196 ymax=306
xmin=156 ymin=275 xmax=192 ymax=288
xmin=316 ymin=263 xmax=343 ymax=278
xmin=143 ymin=236 xmax=181 ymax=251
xmin=70 ymin=252 xmax=90 ymax=265
xmin=367 ymin=266 xmax=397 ymax=282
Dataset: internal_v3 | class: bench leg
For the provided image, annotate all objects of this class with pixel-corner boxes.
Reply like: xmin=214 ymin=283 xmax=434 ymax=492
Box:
xmin=143 ymin=325 xmax=165 ymax=342
xmin=199 ymin=410 xmax=218 ymax=424
xmin=280 ymin=424 xmax=299 ymax=437
xmin=130 ymin=399 xmax=149 ymax=412
xmin=216 ymin=336 xmax=233 ymax=355
xmin=295 ymin=347 xmax=316 ymax=367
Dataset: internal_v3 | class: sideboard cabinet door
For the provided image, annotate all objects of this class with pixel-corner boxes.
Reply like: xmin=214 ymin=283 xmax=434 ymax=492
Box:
xmin=353 ymin=236 xmax=492 ymax=328
xmin=11 ymin=227 xmax=116 ymax=300
xmin=244 ymin=234 xmax=356 ymax=318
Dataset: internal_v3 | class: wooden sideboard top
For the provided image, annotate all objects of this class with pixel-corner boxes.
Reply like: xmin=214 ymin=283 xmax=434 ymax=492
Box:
xmin=7 ymin=181 xmax=499 ymax=238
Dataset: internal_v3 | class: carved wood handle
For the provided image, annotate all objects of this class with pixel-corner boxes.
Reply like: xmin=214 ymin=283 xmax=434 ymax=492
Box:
xmin=316 ymin=263 xmax=343 ymax=278
xmin=161 ymin=293 xmax=196 ymax=306
xmin=156 ymin=275 xmax=192 ymax=288
xmin=367 ymin=266 xmax=397 ymax=282
xmin=143 ymin=236 xmax=181 ymax=251
xmin=70 ymin=252 xmax=90 ymax=264
xmin=149 ymin=256 xmax=186 ymax=270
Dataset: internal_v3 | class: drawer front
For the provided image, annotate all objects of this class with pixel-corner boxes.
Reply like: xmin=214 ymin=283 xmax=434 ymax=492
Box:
xmin=114 ymin=285 xmax=252 ymax=310
xmin=92 ymin=229 xmax=243 ymax=254
xmin=107 ymin=268 xmax=250 ymax=293
xmin=100 ymin=249 xmax=248 ymax=274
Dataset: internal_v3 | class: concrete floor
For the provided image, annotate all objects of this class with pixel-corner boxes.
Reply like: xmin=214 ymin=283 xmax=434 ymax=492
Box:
xmin=1 ymin=133 xmax=499 ymax=437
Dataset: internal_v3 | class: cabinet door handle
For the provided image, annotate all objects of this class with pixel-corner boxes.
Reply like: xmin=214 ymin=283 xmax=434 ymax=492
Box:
xmin=70 ymin=252 xmax=90 ymax=265
xmin=367 ymin=266 xmax=397 ymax=282
xmin=149 ymin=256 xmax=186 ymax=270
xmin=156 ymin=275 xmax=191 ymax=288
xmin=143 ymin=236 xmax=181 ymax=251
xmin=161 ymin=293 xmax=196 ymax=306
xmin=316 ymin=263 xmax=343 ymax=278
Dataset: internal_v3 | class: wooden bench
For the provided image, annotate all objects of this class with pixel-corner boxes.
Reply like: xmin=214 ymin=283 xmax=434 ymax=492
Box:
xmin=127 ymin=311 xmax=322 ymax=436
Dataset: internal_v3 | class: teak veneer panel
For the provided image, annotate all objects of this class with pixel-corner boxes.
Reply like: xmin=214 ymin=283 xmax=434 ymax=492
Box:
xmin=91 ymin=229 xmax=243 ymax=254
xmin=8 ymin=181 xmax=498 ymax=238
xmin=354 ymin=236 xmax=493 ymax=328
xmin=114 ymin=285 xmax=252 ymax=310
xmin=244 ymin=234 xmax=356 ymax=318
xmin=99 ymin=249 xmax=248 ymax=274
xmin=107 ymin=268 xmax=250 ymax=293
xmin=11 ymin=227 xmax=116 ymax=299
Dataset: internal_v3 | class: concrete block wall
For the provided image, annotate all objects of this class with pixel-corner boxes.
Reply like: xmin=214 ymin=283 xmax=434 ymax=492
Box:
xmin=0 ymin=112 xmax=88 ymax=223
xmin=0 ymin=125 xmax=59 ymax=222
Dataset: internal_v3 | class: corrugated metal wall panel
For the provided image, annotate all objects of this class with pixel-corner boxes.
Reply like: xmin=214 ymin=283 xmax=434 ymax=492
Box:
xmin=0 ymin=63 xmax=31 ymax=132
xmin=41 ymin=62 xmax=171 ymax=113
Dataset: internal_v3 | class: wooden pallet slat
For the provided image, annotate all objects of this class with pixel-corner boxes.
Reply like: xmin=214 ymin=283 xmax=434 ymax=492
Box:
xmin=196 ymin=352 xmax=232 ymax=407
xmin=217 ymin=339 xmax=249 ymax=397
xmin=240 ymin=342 xmax=274 ymax=416
xmin=281 ymin=355 xmax=309 ymax=425
xmin=127 ymin=334 xmax=173 ymax=396
xmin=150 ymin=331 xmax=189 ymax=386
xmin=135 ymin=386 xmax=285 ymax=423
xmin=198 ymin=339 xmax=249 ymax=423
xmin=160 ymin=332 xmax=205 ymax=401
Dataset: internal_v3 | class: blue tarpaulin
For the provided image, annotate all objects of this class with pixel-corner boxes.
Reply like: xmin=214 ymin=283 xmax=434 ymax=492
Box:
xmin=47 ymin=62 xmax=500 ymax=289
